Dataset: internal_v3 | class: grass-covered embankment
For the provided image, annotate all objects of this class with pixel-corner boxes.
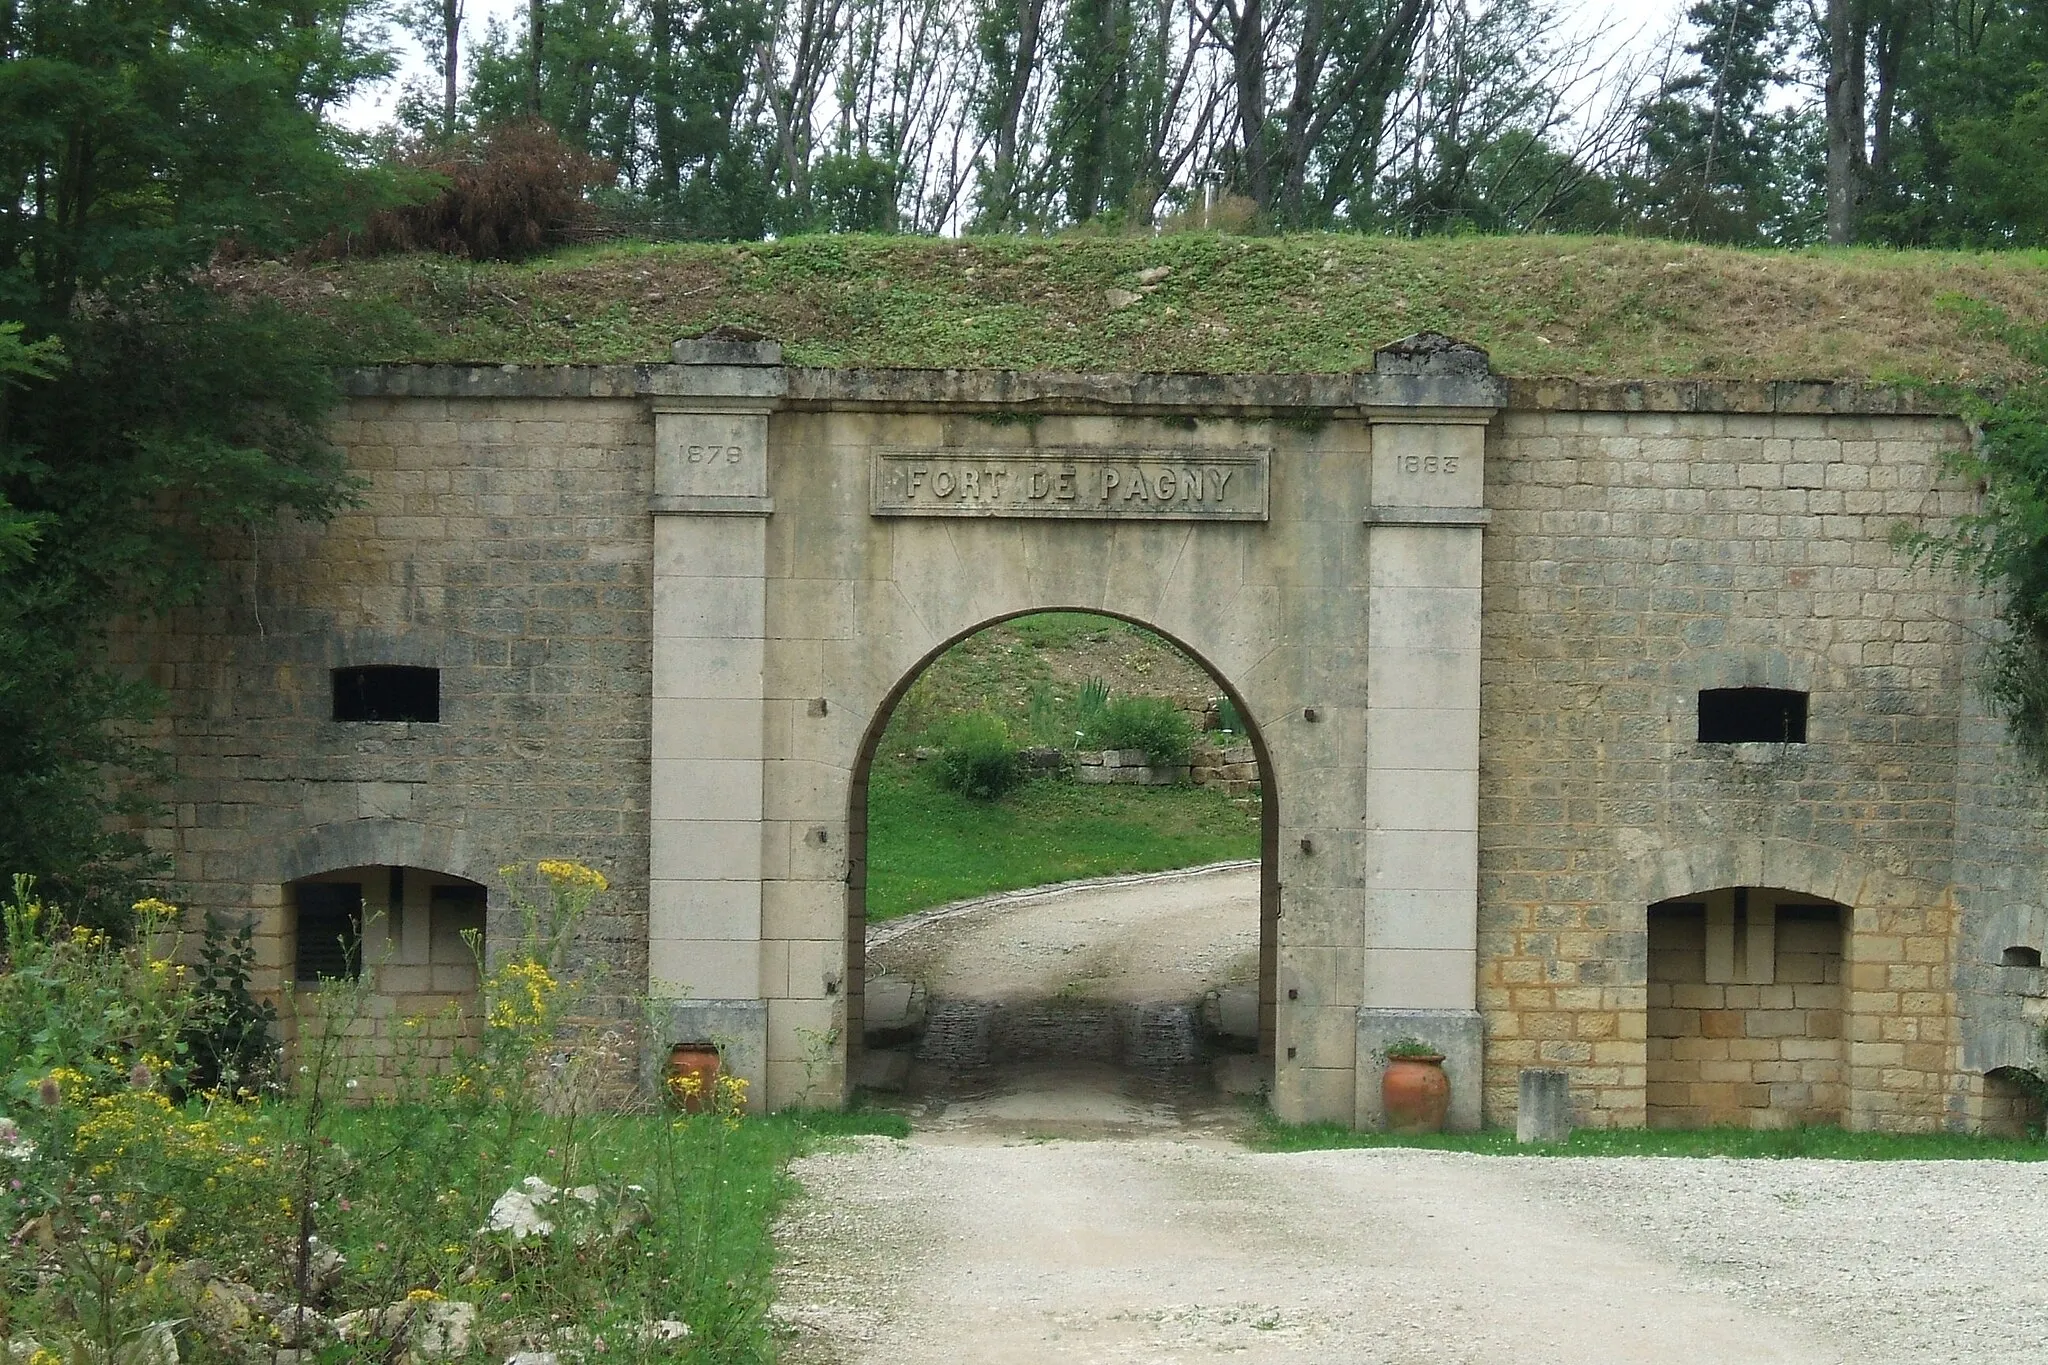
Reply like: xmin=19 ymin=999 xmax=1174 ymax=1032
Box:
xmin=864 ymin=761 xmax=1258 ymax=920
xmin=247 ymin=233 xmax=2048 ymax=380
xmin=862 ymin=611 xmax=1260 ymax=920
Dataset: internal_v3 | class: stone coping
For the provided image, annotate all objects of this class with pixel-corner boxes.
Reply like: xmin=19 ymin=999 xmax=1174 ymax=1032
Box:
xmin=340 ymin=363 xmax=1959 ymax=416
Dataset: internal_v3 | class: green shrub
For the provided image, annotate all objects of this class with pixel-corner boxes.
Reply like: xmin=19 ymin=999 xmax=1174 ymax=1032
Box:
xmin=1092 ymin=695 xmax=1196 ymax=765
xmin=935 ymin=711 xmax=1024 ymax=799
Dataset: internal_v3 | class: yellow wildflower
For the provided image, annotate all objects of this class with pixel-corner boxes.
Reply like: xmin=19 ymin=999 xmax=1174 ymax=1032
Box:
xmin=406 ymin=1288 xmax=443 ymax=1302
xmin=536 ymin=859 xmax=609 ymax=892
xmin=131 ymin=897 xmax=179 ymax=922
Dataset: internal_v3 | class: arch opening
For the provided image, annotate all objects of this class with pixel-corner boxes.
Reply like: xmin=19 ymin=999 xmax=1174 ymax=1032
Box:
xmin=1645 ymin=886 xmax=1846 ymax=1129
xmin=285 ymin=864 xmax=487 ymax=1089
xmin=844 ymin=610 xmax=1280 ymax=1120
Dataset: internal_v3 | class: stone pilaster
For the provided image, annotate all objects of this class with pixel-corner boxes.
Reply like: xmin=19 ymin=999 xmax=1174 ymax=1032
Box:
xmin=1354 ymin=336 xmax=1501 ymax=1130
xmin=644 ymin=338 xmax=785 ymax=1102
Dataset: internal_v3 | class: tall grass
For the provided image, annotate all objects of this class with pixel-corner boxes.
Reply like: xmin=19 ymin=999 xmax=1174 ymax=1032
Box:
xmin=0 ymin=867 xmax=902 ymax=1365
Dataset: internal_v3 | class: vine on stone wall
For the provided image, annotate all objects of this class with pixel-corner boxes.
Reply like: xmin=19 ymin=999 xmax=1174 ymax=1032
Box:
xmin=1899 ymin=301 xmax=2048 ymax=769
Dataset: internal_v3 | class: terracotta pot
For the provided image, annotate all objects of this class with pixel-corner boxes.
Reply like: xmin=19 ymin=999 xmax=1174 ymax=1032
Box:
xmin=1381 ymin=1053 xmax=1450 ymax=1135
xmin=666 ymin=1043 xmax=722 ymax=1113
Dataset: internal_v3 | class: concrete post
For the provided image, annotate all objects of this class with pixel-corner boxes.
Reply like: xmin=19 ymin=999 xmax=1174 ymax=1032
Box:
xmin=643 ymin=337 xmax=786 ymax=1103
xmin=1353 ymin=335 xmax=1503 ymax=1132
xmin=1517 ymin=1068 xmax=1573 ymax=1144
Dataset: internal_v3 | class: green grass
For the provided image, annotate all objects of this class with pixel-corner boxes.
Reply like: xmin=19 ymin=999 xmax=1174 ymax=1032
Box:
xmin=267 ymin=232 xmax=2048 ymax=381
xmin=308 ymin=1104 xmax=904 ymax=1361
xmin=1250 ymin=1112 xmax=2048 ymax=1160
xmin=864 ymin=761 xmax=1259 ymax=920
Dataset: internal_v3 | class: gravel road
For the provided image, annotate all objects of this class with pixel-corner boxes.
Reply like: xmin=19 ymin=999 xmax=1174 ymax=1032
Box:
xmin=867 ymin=863 xmax=1261 ymax=1004
xmin=775 ymin=1132 xmax=2048 ymax=1364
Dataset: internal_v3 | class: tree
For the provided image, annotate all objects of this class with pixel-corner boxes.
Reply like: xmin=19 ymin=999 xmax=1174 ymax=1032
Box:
xmin=1624 ymin=0 xmax=1814 ymax=243
xmin=0 ymin=0 xmax=385 ymax=918
xmin=1860 ymin=0 xmax=2048 ymax=245
xmin=1205 ymin=0 xmax=1434 ymax=225
xmin=973 ymin=0 xmax=1049 ymax=227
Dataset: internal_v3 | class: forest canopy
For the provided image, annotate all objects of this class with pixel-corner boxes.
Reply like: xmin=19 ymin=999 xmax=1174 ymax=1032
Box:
xmin=375 ymin=0 xmax=2048 ymax=248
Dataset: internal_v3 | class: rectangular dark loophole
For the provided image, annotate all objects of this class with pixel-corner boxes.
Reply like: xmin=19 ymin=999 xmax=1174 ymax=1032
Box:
xmin=1698 ymin=687 xmax=1807 ymax=744
xmin=295 ymin=882 xmax=363 ymax=983
xmin=333 ymin=666 xmax=440 ymax=723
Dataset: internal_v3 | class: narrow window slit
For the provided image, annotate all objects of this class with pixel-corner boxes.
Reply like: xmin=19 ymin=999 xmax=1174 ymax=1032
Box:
xmin=1698 ymin=687 xmax=1807 ymax=744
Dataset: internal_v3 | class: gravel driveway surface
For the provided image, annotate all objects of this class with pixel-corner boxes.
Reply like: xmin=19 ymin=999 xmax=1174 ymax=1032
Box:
xmin=774 ymin=1133 xmax=2048 ymax=1364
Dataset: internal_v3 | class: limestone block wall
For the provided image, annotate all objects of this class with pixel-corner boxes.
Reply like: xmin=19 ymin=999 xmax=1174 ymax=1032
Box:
xmin=1479 ymin=398 xmax=1978 ymax=1130
xmin=109 ymin=393 xmax=658 ymax=1032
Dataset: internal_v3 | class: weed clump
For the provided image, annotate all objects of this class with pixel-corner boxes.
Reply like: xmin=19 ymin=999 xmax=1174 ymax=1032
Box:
xmin=1091 ymin=696 xmax=1196 ymax=765
xmin=936 ymin=711 xmax=1024 ymax=799
xmin=332 ymin=121 xmax=611 ymax=261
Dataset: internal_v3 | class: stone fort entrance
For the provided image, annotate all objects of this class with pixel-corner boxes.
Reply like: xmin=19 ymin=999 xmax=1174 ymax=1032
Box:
xmin=644 ymin=334 xmax=1499 ymax=1125
xmin=126 ymin=334 xmax=2048 ymax=1133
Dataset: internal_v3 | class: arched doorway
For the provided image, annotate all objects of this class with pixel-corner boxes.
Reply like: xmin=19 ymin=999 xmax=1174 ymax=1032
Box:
xmin=1646 ymin=886 xmax=1847 ymax=1128
xmin=842 ymin=610 xmax=1281 ymax=1110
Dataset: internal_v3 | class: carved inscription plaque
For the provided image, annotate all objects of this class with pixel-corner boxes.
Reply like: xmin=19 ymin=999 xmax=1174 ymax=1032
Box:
xmin=871 ymin=448 xmax=1269 ymax=521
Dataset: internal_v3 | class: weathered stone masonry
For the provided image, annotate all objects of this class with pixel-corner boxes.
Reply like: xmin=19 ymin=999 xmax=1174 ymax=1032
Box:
xmin=117 ymin=349 xmax=2048 ymax=1132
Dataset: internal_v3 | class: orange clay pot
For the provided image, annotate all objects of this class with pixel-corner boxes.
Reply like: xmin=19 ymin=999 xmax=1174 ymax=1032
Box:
xmin=666 ymin=1043 xmax=722 ymax=1113
xmin=1381 ymin=1054 xmax=1450 ymax=1135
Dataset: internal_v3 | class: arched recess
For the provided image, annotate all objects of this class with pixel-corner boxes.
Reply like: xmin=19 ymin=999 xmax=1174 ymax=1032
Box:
xmin=1645 ymin=885 xmax=1849 ymax=1128
xmin=842 ymin=608 xmax=1282 ymax=1081
xmin=283 ymin=858 xmax=490 ymax=1087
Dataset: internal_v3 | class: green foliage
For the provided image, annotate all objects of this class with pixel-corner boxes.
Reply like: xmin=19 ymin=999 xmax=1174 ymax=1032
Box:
xmin=935 ymin=710 xmax=1024 ymax=800
xmin=1381 ymin=1036 xmax=1441 ymax=1059
xmin=1 ymin=857 xmax=904 ymax=1364
xmin=179 ymin=913 xmax=280 ymax=1096
xmin=1899 ymin=301 xmax=2048 ymax=765
xmin=864 ymin=761 xmax=1259 ymax=919
xmin=1863 ymin=7 xmax=2048 ymax=247
xmin=0 ymin=0 xmax=382 ymax=917
xmin=1090 ymin=695 xmax=1195 ymax=765
xmin=460 ymin=0 xmax=771 ymax=238
xmin=282 ymin=233 xmax=2048 ymax=383
xmin=0 ymin=877 xmax=198 ymax=1104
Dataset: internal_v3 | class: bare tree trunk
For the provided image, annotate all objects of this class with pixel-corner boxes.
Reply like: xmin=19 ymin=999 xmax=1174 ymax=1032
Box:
xmin=527 ymin=0 xmax=544 ymax=117
xmin=986 ymin=0 xmax=1046 ymax=226
xmin=443 ymin=0 xmax=462 ymax=134
xmin=1823 ymin=0 xmax=1868 ymax=244
xmin=1227 ymin=0 xmax=1269 ymax=208
xmin=1868 ymin=1 xmax=1909 ymax=195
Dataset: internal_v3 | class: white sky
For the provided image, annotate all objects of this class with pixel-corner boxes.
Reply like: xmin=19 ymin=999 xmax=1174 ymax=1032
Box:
xmin=337 ymin=0 xmax=1698 ymax=138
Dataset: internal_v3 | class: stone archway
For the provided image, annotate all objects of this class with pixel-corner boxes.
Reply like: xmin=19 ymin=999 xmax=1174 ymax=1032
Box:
xmin=839 ymin=608 xmax=1284 ymax=1096
xmin=640 ymin=337 xmax=1505 ymax=1120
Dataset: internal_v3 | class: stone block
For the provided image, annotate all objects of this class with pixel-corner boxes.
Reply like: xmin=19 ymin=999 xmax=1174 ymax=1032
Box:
xmin=1362 ymin=947 xmax=1476 ymax=1010
xmin=1517 ymin=1068 xmax=1572 ymax=1143
xmin=648 ymin=938 xmax=760 ymax=1000
xmin=642 ymin=998 xmax=767 ymax=1108
xmin=1357 ymin=1007 xmax=1483 ymax=1131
